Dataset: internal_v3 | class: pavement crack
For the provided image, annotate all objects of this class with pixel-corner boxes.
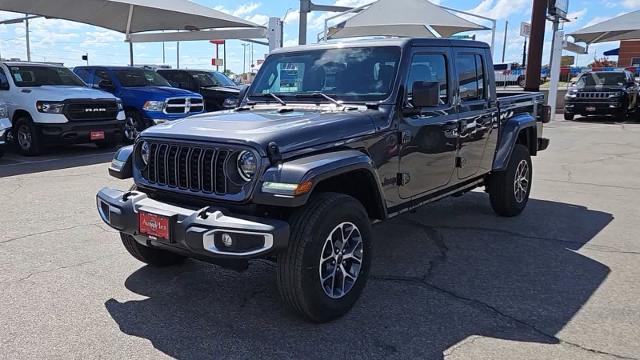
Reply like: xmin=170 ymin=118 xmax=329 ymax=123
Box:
xmin=0 ymin=222 xmax=103 ymax=245
xmin=399 ymin=217 xmax=449 ymax=280
xmin=3 ymin=256 xmax=117 ymax=284
xmin=538 ymin=178 xmax=640 ymax=191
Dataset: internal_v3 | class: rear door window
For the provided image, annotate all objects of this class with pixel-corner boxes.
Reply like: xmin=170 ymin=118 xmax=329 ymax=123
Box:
xmin=456 ymin=54 xmax=486 ymax=102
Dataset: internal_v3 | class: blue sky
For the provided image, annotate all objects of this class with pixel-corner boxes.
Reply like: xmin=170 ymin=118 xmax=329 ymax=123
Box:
xmin=0 ymin=0 xmax=638 ymax=73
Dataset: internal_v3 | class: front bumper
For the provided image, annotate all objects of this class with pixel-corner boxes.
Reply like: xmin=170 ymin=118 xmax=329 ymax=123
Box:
xmin=0 ymin=118 xmax=10 ymax=146
xmin=36 ymin=120 xmax=124 ymax=144
xmin=565 ymin=100 xmax=624 ymax=115
xmin=96 ymin=187 xmax=289 ymax=259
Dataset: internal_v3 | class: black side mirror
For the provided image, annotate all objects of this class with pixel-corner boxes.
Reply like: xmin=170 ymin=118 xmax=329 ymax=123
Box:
xmin=98 ymin=79 xmax=115 ymax=91
xmin=411 ymin=81 xmax=440 ymax=108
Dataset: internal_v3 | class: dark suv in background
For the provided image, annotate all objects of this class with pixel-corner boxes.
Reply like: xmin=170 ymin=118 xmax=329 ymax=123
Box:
xmin=157 ymin=69 xmax=241 ymax=112
xmin=564 ymin=70 xmax=638 ymax=120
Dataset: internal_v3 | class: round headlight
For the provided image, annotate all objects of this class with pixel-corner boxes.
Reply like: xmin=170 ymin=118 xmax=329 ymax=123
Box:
xmin=237 ymin=151 xmax=257 ymax=181
xmin=140 ymin=141 xmax=150 ymax=166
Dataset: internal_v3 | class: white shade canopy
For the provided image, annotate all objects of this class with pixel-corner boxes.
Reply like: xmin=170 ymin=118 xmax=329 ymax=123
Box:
xmin=0 ymin=0 xmax=261 ymax=34
xmin=569 ymin=10 xmax=640 ymax=44
xmin=328 ymin=0 xmax=488 ymax=40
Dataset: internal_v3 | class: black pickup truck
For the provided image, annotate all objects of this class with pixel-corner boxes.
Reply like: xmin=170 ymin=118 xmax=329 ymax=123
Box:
xmin=97 ymin=38 xmax=550 ymax=322
xmin=157 ymin=69 xmax=241 ymax=112
xmin=564 ymin=70 xmax=638 ymax=120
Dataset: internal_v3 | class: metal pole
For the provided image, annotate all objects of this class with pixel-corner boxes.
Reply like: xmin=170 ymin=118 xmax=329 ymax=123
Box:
xmin=299 ymin=11 xmax=307 ymax=45
xmin=129 ymin=42 xmax=134 ymax=66
xmin=502 ymin=20 xmax=508 ymax=63
xmin=216 ymin=43 xmax=219 ymax=71
xmin=490 ymin=20 xmax=496 ymax=59
xmin=176 ymin=42 xmax=180 ymax=69
xmin=548 ymin=21 xmax=563 ymax=120
xmin=524 ymin=0 xmax=546 ymax=91
xmin=223 ymin=41 xmax=227 ymax=73
xmin=522 ymin=38 xmax=527 ymax=66
xmin=25 ymin=14 xmax=31 ymax=62
xmin=162 ymin=42 xmax=165 ymax=64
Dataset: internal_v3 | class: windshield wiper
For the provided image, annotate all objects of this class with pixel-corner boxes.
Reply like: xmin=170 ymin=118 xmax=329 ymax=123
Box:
xmin=251 ymin=93 xmax=287 ymax=106
xmin=294 ymin=92 xmax=342 ymax=106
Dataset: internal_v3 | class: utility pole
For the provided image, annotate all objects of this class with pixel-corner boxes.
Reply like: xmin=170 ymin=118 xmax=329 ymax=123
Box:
xmin=25 ymin=14 xmax=31 ymax=62
xmin=298 ymin=0 xmax=354 ymax=45
xmin=176 ymin=42 xmax=180 ymax=69
xmin=502 ymin=20 xmax=508 ymax=63
xmin=524 ymin=0 xmax=547 ymax=91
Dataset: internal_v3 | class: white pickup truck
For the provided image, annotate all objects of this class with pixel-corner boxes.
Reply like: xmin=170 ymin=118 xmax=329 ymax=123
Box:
xmin=0 ymin=62 xmax=125 ymax=155
xmin=0 ymin=101 xmax=10 ymax=159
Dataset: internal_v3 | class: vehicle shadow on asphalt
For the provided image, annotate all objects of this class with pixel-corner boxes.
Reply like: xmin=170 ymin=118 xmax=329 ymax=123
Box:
xmin=568 ymin=115 xmax=640 ymax=124
xmin=0 ymin=144 xmax=118 ymax=177
xmin=104 ymin=193 xmax=613 ymax=359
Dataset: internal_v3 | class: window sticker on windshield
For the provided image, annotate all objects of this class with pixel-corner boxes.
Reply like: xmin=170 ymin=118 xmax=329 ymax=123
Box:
xmin=14 ymin=74 xmax=22 ymax=82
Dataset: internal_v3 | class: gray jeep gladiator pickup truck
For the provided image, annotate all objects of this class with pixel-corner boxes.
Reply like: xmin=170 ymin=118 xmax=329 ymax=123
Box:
xmin=97 ymin=38 xmax=550 ymax=322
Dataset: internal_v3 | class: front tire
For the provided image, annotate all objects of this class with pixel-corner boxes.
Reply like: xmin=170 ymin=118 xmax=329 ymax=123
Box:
xmin=120 ymin=233 xmax=186 ymax=267
xmin=276 ymin=193 xmax=372 ymax=322
xmin=15 ymin=117 xmax=42 ymax=156
xmin=488 ymin=144 xmax=532 ymax=217
xmin=123 ymin=110 xmax=147 ymax=144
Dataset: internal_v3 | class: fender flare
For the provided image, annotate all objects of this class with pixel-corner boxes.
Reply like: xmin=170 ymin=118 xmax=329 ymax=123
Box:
xmin=108 ymin=145 xmax=134 ymax=179
xmin=253 ymin=149 xmax=386 ymax=213
xmin=493 ymin=113 xmax=537 ymax=172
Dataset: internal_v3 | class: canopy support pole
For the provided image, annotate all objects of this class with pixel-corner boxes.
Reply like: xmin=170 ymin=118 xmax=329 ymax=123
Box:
xmin=126 ymin=4 xmax=134 ymax=66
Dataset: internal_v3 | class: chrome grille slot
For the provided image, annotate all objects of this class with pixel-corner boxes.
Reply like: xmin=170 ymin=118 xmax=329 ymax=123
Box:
xmin=215 ymin=150 xmax=228 ymax=194
xmin=140 ymin=141 xmax=252 ymax=199
xmin=178 ymin=147 xmax=189 ymax=189
xmin=148 ymin=143 xmax=158 ymax=183
xmin=156 ymin=144 xmax=168 ymax=185
xmin=167 ymin=146 xmax=178 ymax=187
xmin=202 ymin=149 xmax=215 ymax=193
xmin=189 ymin=148 xmax=203 ymax=191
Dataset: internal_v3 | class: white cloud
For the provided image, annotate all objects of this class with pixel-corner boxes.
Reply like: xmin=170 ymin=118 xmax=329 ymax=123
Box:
xmin=622 ymin=0 xmax=640 ymax=8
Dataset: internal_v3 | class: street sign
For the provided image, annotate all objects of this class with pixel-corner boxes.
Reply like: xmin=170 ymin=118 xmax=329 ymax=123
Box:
xmin=563 ymin=40 xmax=588 ymax=55
xmin=561 ymin=55 xmax=575 ymax=66
xmin=549 ymin=0 xmax=569 ymax=20
xmin=520 ymin=22 xmax=531 ymax=38
xmin=211 ymin=58 xmax=224 ymax=66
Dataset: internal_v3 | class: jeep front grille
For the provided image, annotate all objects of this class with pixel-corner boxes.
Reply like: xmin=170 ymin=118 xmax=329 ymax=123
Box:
xmin=576 ymin=92 xmax=618 ymax=99
xmin=140 ymin=142 xmax=250 ymax=198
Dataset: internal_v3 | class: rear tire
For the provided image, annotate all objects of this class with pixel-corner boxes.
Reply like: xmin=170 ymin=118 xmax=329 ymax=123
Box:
xmin=488 ymin=144 xmax=532 ymax=217
xmin=276 ymin=193 xmax=372 ymax=322
xmin=564 ymin=113 xmax=574 ymax=121
xmin=15 ymin=117 xmax=42 ymax=156
xmin=120 ymin=233 xmax=186 ymax=267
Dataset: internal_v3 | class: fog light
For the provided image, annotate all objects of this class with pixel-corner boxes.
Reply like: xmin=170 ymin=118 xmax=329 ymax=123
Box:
xmin=221 ymin=233 xmax=233 ymax=247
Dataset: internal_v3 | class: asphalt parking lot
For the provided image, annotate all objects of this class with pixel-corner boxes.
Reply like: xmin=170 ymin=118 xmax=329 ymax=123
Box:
xmin=1 ymin=116 xmax=639 ymax=360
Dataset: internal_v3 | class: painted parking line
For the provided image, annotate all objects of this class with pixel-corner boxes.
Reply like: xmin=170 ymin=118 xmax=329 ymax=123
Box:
xmin=0 ymin=151 xmax=115 ymax=167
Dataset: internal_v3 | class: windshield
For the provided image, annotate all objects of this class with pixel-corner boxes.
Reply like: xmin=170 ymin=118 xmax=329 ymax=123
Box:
xmin=211 ymin=72 xmax=236 ymax=87
xmin=8 ymin=66 xmax=86 ymax=87
xmin=115 ymin=69 xmax=171 ymax=87
xmin=249 ymin=46 xmax=401 ymax=102
xmin=577 ymin=72 xmax=627 ymax=88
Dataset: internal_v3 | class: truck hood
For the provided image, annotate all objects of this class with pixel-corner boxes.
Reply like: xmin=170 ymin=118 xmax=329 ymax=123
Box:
xmin=22 ymin=85 xmax=117 ymax=101
xmin=140 ymin=107 xmax=380 ymax=155
xmin=122 ymin=86 xmax=201 ymax=99
xmin=201 ymin=86 xmax=240 ymax=95
xmin=577 ymin=85 xmax=625 ymax=92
